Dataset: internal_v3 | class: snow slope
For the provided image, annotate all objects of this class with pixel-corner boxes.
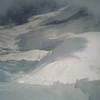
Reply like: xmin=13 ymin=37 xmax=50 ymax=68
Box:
xmin=0 ymin=4 xmax=100 ymax=85
xmin=19 ymin=32 xmax=100 ymax=85
xmin=0 ymin=2 xmax=100 ymax=100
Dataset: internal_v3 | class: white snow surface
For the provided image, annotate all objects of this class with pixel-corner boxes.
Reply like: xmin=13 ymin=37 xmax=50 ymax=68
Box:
xmin=0 ymin=3 xmax=100 ymax=100
xmin=18 ymin=32 xmax=100 ymax=85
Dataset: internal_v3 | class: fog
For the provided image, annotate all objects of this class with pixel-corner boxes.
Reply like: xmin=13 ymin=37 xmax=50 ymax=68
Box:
xmin=0 ymin=0 xmax=100 ymax=25
xmin=0 ymin=0 xmax=66 ymax=15
xmin=0 ymin=0 xmax=68 ymax=25
xmin=0 ymin=0 xmax=100 ymax=16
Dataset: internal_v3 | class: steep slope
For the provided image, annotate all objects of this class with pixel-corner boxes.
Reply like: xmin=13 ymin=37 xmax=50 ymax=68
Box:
xmin=0 ymin=1 xmax=100 ymax=100
xmin=0 ymin=4 xmax=100 ymax=84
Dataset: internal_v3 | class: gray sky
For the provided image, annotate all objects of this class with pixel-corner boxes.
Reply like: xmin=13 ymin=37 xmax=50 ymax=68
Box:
xmin=0 ymin=0 xmax=67 ymax=15
xmin=0 ymin=0 xmax=100 ymax=18
xmin=0 ymin=0 xmax=13 ymax=14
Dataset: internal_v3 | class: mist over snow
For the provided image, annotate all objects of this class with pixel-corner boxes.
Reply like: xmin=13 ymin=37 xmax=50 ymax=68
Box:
xmin=0 ymin=0 xmax=68 ymax=16
xmin=0 ymin=0 xmax=100 ymax=16
xmin=0 ymin=0 xmax=100 ymax=100
xmin=0 ymin=0 xmax=100 ymax=25
xmin=0 ymin=0 xmax=66 ymax=25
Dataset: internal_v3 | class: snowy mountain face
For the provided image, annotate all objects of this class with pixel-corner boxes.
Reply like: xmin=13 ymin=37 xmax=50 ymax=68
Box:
xmin=0 ymin=0 xmax=100 ymax=100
